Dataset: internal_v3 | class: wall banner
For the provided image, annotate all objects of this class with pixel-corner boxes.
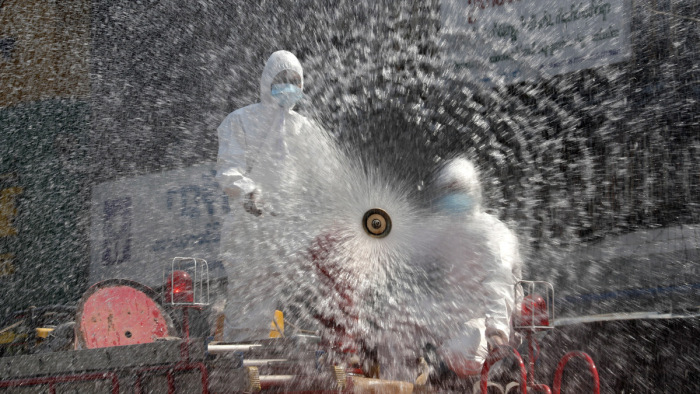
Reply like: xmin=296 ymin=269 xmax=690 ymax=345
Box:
xmin=90 ymin=163 xmax=229 ymax=287
xmin=440 ymin=0 xmax=632 ymax=84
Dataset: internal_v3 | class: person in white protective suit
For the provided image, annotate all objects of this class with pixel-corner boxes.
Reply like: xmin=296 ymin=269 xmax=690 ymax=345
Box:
xmin=216 ymin=50 xmax=319 ymax=341
xmin=424 ymin=157 xmax=522 ymax=380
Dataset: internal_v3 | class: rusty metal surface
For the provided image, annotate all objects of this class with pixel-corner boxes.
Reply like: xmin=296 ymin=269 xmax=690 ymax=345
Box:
xmin=75 ymin=279 xmax=174 ymax=349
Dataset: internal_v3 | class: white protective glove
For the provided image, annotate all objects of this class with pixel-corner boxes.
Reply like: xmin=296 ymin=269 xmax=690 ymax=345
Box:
xmin=440 ymin=318 xmax=489 ymax=378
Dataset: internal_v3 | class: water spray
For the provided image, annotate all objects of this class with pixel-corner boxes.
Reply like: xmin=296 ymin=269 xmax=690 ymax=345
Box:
xmin=362 ymin=208 xmax=392 ymax=238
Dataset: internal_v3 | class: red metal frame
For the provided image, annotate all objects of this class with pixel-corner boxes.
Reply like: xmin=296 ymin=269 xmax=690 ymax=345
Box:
xmin=526 ymin=332 xmax=552 ymax=394
xmin=0 ymin=279 xmax=213 ymax=394
xmin=0 ymin=340 xmax=208 ymax=394
xmin=130 ymin=338 xmax=209 ymax=394
xmin=133 ymin=362 xmax=209 ymax=394
xmin=0 ymin=362 xmax=208 ymax=394
xmin=0 ymin=372 xmax=119 ymax=394
xmin=507 ymin=284 xmax=600 ymax=393
xmin=552 ymin=351 xmax=600 ymax=394
xmin=480 ymin=340 xmax=599 ymax=394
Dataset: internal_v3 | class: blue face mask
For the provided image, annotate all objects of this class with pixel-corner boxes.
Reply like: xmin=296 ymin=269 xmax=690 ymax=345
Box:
xmin=436 ymin=193 xmax=474 ymax=215
xmin=271 ymin=83 xmax=303 ymax=108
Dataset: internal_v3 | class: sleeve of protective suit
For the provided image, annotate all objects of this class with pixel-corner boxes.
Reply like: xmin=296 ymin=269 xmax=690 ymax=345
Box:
xmin=216 ymin=112 xmax=257 ymax=196
xmin=482 ymin=219 xmax=521 ymax=340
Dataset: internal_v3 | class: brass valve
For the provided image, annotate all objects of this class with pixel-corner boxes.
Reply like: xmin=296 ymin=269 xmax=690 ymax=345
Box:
xmin=246 ymin=366 xmax=261 ymax=392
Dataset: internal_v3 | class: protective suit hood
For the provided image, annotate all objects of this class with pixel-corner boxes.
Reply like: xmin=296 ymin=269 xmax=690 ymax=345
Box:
xmin=435 ymin=158 xmax=483 ymax=211
xmin=260 ymin=50 xmax=304 ymax=109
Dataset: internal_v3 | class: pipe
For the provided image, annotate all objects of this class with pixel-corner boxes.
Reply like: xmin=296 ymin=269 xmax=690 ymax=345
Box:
xmin=553 ymin=351 xmax=600 ymax=394
xmin=259 ymin=375 xmax=296 ymax=389
xmin=207 ymin=344 xmax=263 ymax=354
xmin=242 ymin=359 xmax=288 ymax=367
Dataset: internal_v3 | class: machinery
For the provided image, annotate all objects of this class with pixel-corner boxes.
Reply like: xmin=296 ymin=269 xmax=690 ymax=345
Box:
xmin=0 ymin=257 xmax=416 ymax=393
xmin=0 ymin=209 xmax=600 ymax=393
xmin=477 ymin=281 xmax=600 ymax=394
xmin=0 ymin=270 xmax=600 ymax=393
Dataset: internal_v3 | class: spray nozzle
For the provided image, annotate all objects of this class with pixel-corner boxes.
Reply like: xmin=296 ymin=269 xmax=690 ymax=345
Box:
xmin=363 ymin=208 xmax=392 ymax=238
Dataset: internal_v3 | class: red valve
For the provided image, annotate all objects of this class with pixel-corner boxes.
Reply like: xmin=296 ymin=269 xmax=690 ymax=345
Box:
xmin=519 ymin=294 xmax=549 ymax=328
xmin=166 ymin=270 xmax=194 ymax=303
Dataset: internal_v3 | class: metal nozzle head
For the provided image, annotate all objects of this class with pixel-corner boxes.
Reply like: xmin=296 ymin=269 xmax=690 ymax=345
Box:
xmin=362 ymin=208 xmax=392 ymax=238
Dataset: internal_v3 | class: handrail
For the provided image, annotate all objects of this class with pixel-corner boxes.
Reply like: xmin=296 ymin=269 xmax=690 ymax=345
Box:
xmin=552 ymin=351 xmax=600 ymax=394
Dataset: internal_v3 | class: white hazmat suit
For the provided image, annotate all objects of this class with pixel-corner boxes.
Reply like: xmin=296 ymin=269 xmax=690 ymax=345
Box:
xmin=216 ymin=50 xmax=320 ymax=341
xmin=216 ymin=50 xmax=308 ymax=208
xmin=424 ymin=157 xmax=522 ymax=378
